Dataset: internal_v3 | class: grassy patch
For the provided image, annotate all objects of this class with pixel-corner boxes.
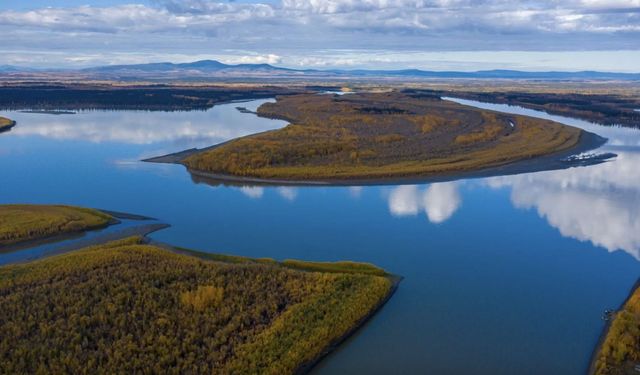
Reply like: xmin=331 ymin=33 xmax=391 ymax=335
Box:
xmin=594 ymin=284 xmax=640 ymax=374
xmin=0 ymin=204 xmax=113 ymax=246
xmin=0 ymin=237 xmax=394 ymax=374
xmin=184 ymin=92 xmax=582 ymax=180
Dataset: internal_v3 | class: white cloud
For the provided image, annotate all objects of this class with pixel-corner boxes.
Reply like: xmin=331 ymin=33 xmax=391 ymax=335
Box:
xmin=388 ymin=182 xmax=461 ymax=223
xmin=277 ymin=187 xmax=298 ymax=201
xmin=239 ymin=186 xmax=264 ymax=199
xmin=485 ymin=150 xmax=640 ymax=259
xmin=423 ymin=182 xmax=462 ymax=224
xmin=0 ymin=1 xmax=638 ymax=70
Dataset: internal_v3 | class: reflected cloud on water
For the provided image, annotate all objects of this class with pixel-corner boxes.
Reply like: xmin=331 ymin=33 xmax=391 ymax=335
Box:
xmin=1 ymin=99 xmax=285 ymax=149
xmin=485 ymin=150 xmax=640 ymax=259
xmin=236 ymin=186 xmax=298 ymax=202
xmin=388 ymin=182 xmax=461 ymax=224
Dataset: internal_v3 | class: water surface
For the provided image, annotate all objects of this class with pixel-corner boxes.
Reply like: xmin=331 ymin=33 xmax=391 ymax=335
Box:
xmin=1 ymin=98 xmax=639 ymax=375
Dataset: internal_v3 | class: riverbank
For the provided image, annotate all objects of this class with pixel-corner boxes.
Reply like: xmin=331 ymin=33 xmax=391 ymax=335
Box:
xmin=0 ymin=205 xmax=400 ymax=375
xmin=145 ymin=92 xmax=607 ymax=186
xmin=0 ymin=116 xmax=15 ymax=133
xmin=589 ymin=279 xmax=640 ymax=375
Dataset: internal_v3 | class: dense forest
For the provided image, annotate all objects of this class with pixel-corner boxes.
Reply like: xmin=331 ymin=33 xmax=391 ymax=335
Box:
xmin=0 ymin=237 xmax=394 ymax=374
xmin=183 ymin=91 xmax=583 ymax=181
xmin=0 ymin=85 xmax=302 ymax=111
xmin=0 ymin=116 xmax=15 ymax=132
xmin=427 ymin=89 xmax=640 ymax=128
xmin=0 ymin=204 xmax=113 ymax=246
xmin=593 ymin=283 xmax=640 ymax=375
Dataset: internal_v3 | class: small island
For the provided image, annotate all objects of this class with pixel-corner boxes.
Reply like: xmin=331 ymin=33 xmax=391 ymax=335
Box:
xmin=591 ymin=282 xmax=640 ymax=375
xmin=0 ymin=205 xmax=398 ymax=374
xmin=0 ymin=204 xmax=115 ymax=247
xmin=162 ymin=91 xmax=594 ymax=184
xmin=0 ymin=116 xmax=16 ymax=133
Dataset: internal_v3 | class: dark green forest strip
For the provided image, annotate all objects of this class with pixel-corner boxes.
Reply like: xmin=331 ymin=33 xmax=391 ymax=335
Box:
xmin=0 ymin=236 xmax=397 ymax=374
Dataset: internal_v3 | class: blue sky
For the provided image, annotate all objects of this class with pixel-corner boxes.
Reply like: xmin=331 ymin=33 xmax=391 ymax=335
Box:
xmin=0 ymin=0 xmax=638 ymax=71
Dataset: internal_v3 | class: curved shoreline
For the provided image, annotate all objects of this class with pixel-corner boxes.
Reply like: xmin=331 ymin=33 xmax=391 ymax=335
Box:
xmin=147 ymin=128 xmax=608 ymax=187
xmin=587 ymin=278 xmax=640 ymax=375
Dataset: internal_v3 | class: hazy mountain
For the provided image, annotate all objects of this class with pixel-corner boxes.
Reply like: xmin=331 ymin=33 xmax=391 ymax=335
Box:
xmin=1 ymin=60 xmax=638 ymax=81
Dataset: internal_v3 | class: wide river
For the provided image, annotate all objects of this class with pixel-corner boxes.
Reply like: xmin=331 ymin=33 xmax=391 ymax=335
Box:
xmin=1 ymin=97 xmax=639 ymax=374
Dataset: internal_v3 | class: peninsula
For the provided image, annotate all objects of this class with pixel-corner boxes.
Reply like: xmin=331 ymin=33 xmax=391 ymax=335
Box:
xmin=0 ymin=204 xmax=398 ymax=375
xmin=0 ymin=116 xmax=15 ymax=132
xmin=0 ymin=204 xmax=114 ymax=247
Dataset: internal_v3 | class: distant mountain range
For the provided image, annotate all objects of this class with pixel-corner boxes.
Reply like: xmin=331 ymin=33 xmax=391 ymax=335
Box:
xmin=1 ymin=60 xmax=639 ymax=81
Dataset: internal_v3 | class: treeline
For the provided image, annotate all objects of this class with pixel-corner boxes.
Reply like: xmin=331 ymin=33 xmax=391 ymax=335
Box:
xmin=0 ymin=86 xmax=302 ymax=111
xmin=422 ymin=89 xmax=640 ymax=128
xmin=0 ymin=237 xmax=393 ymax=374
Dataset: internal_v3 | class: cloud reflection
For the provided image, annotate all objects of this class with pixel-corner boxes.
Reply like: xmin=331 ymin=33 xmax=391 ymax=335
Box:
xmin=388 ymin=182 xmax=461 ymax=224
xmin=486 ymin=150 xmax=640 ymax=259
xmin=2 ymin=99 xmax=285 ymax=149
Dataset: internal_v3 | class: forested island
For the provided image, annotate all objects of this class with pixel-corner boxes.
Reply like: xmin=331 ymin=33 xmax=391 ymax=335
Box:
xmin=0 ymin=116 xmax=15 ymax=132
xmin=174 ymin=91 xmax=591 ymax=183
xmin=0 ymin=204 xmax=398 ymax=374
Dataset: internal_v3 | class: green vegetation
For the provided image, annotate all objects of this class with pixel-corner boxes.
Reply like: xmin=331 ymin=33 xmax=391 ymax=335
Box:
xmin=184 ymin=92 xmax=582 ymax=181
xmin=0 ymin=116 xmax=15 ymax=132
xmin=593 ymin=284 xmax=640 ymax=374
xmin=0 ymin=236 xmax=394 ymax=374
xmin=0 ymin=204 xmax=113 ymax=246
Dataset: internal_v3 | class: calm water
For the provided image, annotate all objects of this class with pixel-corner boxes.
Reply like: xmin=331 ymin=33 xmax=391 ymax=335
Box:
xmin=1 ymin=98 xmax=639 ymax=375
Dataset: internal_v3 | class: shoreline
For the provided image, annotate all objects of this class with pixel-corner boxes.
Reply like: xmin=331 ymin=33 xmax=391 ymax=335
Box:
xmin=0 ymin=208 xmax=157 ymax=258
xmin=294 ymin=274 xmax=402 ymax=375
xmin=148 ymin=240 xmax=402 ymax=375
xmin=146 ymin=128 xmax=608 ymax=187
xmin=587 ymin=278 xmax=640 ymax=375
xmin=2 ymin=220 xmax=401 ymax=375
xmin=0 ymin=118 xmax=16 ymax=133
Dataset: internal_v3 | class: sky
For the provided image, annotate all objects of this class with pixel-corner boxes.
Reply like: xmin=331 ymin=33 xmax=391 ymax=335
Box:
xmin=0 ymin=0 xmax=638 ymax=71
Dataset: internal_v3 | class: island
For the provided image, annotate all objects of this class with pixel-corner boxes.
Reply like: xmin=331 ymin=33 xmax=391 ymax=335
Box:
xmin=163 ymin=91 xmax=598 ymax=184
xmin=0 ymin=204 xmax=115 ymax=247
xmin=591 ymin=282 xmax=640 ymax=375
xmin=0 ymin=205 xmax=399 ymax=374
xmin=0 ymin=116 xmax=15 ymax=133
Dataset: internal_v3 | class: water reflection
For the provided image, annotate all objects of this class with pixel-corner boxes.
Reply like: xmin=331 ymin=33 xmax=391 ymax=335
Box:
xmin=236 ymin=186 xmax=298 ymax=202
xmin=388 ymin=182 xmax=461 ymax=223
xmin=447 ymin=97 xmax=640 ymax=259
xmin=485 ymin=149 xmax=640 ymax=258
xmin=0 ymin=99 xmax=286 ymax=150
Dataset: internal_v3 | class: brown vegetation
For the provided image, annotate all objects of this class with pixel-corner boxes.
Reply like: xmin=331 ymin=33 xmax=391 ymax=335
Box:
xmin=184 ymin=91 xmax=582 ymax=181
